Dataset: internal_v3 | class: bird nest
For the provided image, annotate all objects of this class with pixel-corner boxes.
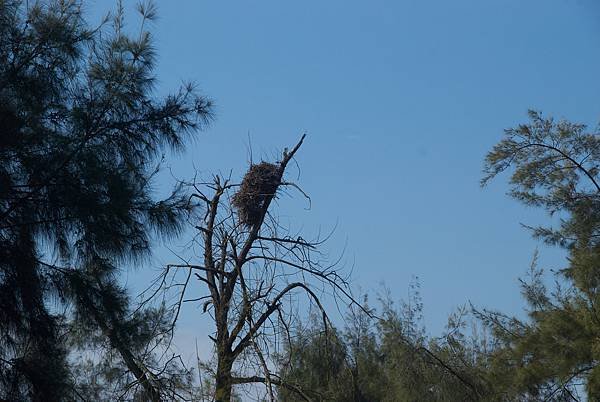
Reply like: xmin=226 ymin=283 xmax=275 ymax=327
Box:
xmin=232 ymin=162 xmax=281 ymax=226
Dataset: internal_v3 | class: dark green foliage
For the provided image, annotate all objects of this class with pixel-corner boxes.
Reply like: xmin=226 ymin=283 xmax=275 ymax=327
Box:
xmin=3 ymin=0 xmax=598 ymax=399
xmin=278 ymin=321 xmax=352 ymax=401
xmin=0 ymin=227 xmax=70 ymax=401
xmin=480 ymin=110 xmax=600 ymax=400
xmin=0 ymin=0 xmax=211 ymax=399
xmin=278 ymin=291 xmax=490 ymax=402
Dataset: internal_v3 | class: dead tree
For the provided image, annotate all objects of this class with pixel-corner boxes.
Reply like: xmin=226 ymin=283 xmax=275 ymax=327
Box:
xmin=163 ymin=135 xmax=358 ymax=401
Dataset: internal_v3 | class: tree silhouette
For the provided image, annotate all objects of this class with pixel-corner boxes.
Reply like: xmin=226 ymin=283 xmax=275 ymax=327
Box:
xmin=157 ymin=136 xmax=362 ymax=401
xmin=0 ymin=1 xmax=211 ymax=400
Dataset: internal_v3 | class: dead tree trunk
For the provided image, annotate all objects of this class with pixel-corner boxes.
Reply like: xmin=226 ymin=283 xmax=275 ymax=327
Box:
xmin=215 ymin=354 xmax=234 ymax=402
xmin=164 ymin=134 xmax=366 ymax=400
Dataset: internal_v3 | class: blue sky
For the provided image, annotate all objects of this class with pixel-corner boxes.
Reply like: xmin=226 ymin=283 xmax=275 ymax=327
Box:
xmin=89 ymin=0 xmax=600 ymax=352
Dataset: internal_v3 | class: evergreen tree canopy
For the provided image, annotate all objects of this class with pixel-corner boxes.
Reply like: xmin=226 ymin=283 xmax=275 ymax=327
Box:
xmin=480 ymin=110 xmax=600 ymax=400
xmin=0 ymin=0 xmax=211 ymax=399
xmin=277 ymin=292 xmax=489 ymax=402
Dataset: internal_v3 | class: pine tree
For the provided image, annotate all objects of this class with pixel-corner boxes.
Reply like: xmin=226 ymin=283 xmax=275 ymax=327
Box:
xmin=0 ymin=1 xmax=211 ymax=399
xmin=277 ymin=290 xmax=489 ymax=402
xmin=480 ymin=110 xmax=600 ymax=400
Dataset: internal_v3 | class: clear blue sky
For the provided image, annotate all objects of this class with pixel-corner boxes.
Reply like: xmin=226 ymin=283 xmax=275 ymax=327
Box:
xmin=89 ymin=0 xmax=600 ymax=353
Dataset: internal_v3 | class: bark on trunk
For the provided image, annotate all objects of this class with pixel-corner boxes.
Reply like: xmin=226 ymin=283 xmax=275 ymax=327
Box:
xmin=215 ymin=357 xmax=233 ymax=402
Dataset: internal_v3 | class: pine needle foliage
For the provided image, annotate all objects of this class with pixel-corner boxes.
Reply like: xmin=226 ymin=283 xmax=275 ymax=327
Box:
xmin=480 ymin=110 xmax=600 ymax=400
xmin=0 ymin=0 xmax=212 ymax=399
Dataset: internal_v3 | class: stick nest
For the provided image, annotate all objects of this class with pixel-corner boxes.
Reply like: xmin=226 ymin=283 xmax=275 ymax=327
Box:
xmin=232 ymin=162 xmax=281 ymax=226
